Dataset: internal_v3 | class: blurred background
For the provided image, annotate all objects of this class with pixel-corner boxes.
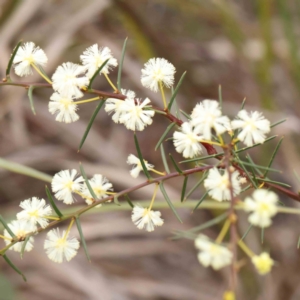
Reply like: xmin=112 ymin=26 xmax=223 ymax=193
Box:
xmin=0 ymin=0 xmax=300 ymax=299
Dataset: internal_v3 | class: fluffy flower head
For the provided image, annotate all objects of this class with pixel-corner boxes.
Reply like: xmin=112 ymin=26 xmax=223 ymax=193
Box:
xmin=13 ymin=42 xmax=48 ymax=77
xmin=49 ymin=92 xmax=79 ymax=123
xmin=81 ymin=174 xmax=113 ymax=202
xmin=244 ymin=189 xmax=278 ymax=228
xmin=44 ymin=228 xmax=80 ymax=263
xmin=4 ymin=220 xmax=35 ymax=252
xmin=51 ymin=169 xmax=84 ymax=204
xmin=195 ymin=234 xmax=233 ymax=270
xmin=52 ymin=62 xmax=89 ymax=99
xmin=141 ymin=58 xmax=176 ymax=92
xmin=252 ymin=252 xmax=274 ymax=275
xmin=131 ymin=205 xmax=164 ymax=232
xmin=17 ymin=197 xmax=52 ymax=228
xmin=105 ymin=89 xmax=135 ymax=124
xmin=191 ymin=100 xmax=231 ymax=140
xmin=231 ymin=110 xmax=270 ymax=146
xmin=204 ymin=168 xmax=241 ymax=201
xmin=80 ymin=44 xmax=118 ymax=78
xmin=173 ymin=122 xmax=204 ymax=158
xmin=119 ymin=97 xmax=155 ymax=131
xmin=127 ymin=154 xmax=154 ymax=178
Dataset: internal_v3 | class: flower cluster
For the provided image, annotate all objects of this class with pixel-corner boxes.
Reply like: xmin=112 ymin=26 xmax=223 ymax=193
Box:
xmin=141 ymin=58 xmax=176 ymax=92
xmin=127 ymin=154 xmax=154 ymax=178
xmin=204 ymin=167 xmax=241 ymax=202
xmin=44 ymin=228 xmax=80 ymax=264
xmin=13 ymin=42 xmax=48 ymax=77
xmin=51 ymin=169 xmax=113 ymax=205
xmin=2 ymin=197 xmax=80 ymax=263
xmin=12 ymin=42 xmax=119 ymax=124
xmin=105 ymin=89 xmax=155 ymax=131
xmin=244 ymin=189 xmax=278 ymax=228
xmin=252 ymin=252 xmax=274 ymax=275
xmin=173 ymin=99 xmax=271 ymax=159
xmin=7 ymin=41 xmax=284 ymax=285
xmin=194 ymin=234 xmax=233 ymax=270
xmin=131 ymin=205 xmax=164 ymax=232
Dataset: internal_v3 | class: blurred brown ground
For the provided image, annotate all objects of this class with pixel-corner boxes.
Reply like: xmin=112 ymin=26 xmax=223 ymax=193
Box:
xmin=0 ymin=0 xmax=300 ymax=299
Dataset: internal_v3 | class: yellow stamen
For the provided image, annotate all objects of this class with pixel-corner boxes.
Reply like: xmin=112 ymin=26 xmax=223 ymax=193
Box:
xmin=105 ymin=191 xmax=116 ymax=195
xmin=31 ymin=63 xmax=52 ymax=84
xmin=258 ymin=183 xmax=265 ymax=188
xmin=159 ymin=81 xmax=167 ymax=109
xmin=215 ymin=218 xmax=231 ymax=243
xmin=199 ymin=140 xmax=222 ymax=147
xmin=223 ymin=290 xmax=235 ymax=300
xmin=74 ymin=96 xmax=100 ymax=105
xmin=75 ymin=190 xmax=89 ymax=199
xmin=148 ymin=183 xmax=159 ymax=211
xmin=63 ymin=218 xmax=75 ymax=241
xmin=149 ymin=168 xmax=166 ymax=176
xmin=104 ymin=73 xmax=118 ymax=92
xmin=45 ymin=216 xmax=60 ymax=220
xmin=218 ymin=134 xmax=224 ymax=146
xmin=238 ymin=239 xmax=255 ymax=258
xmin=0 ymin=234 xmax=12 ymax=241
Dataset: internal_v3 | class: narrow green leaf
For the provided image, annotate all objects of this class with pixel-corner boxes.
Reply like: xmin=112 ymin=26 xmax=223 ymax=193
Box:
xmin=20 ymin=236 xmax=30 ymax=259
xmin=3 ymin=255 xmax=26 ymax=282
xmin=245 ymin=154 xmax=263 ymax=176
xmin=88 ymin=59 xmax=110 ymax=89
xmin=294 ymin=170 xmax=300 ymax=183
xmin=155 ymin=122 xmax=176 ymax=151
xmin=0 ymin=157 xmax=52 ymax=183
xmin=75 ymin=217 xmax=91 ymax=262
xmin=180 ymin=176 xmax=188 ymax=202
xmin=78 ymin=99 xmax=105 ymax=150
xmin=117 ymin=37 xmax=128 ymax=91
xmin=245 ymin=156 xmax=259 ymax=187
xmin=0 ymin=215 xmax=15 ymax=238
xmin=124 ymin=194 xmax=134 ymax=208
xmin=159 ymin=182 xmax=183 ymax=223
xmin=263 ymin=137 xmax=284 ymax=177
xmin=241 ymin=98 xmax=246 ymax=109
xmin=271 ymin=118 xmax=287 ymax=128
xmin=170 ymin=87 xmax=180 ymax=117
xmin=235 ymin=159 xmax=279 ymax=173
xmin=180 ymin=109 xmax=191 ymax=120
xmin=240 ymin=224 xmax=253 ymax=241
xmin=169 ymin=154 xmax=182 ymax=174
xmin=27 ymin=86 xmax=36 ymax=115
xmin=180 ymin=152 xmax=224 ymax=164
xmin=160 ymin=144 xmax=170 ymax=174
xmin=261 ymin=228 xmax=265 ymax=244
xmin=241 ymin=184 xmax=252 ymax=193
xmin=258 ymin=178 xmax=291 ymax=188
xmin=193 ymin=190 xmax=209 ymax=211
xmin=235 ymin=135 xmax=277 ymax=153
xmin=134 ymin=133 xmax=151 ymax=179
xmin=218 ymin=85 xmax=223 ymax=109
xmin=45 ymin=186 xmax=63 ymax=217
xmin=233 ymin=152 xmax=258 ymax=188
xmin=6 ymin=40 xmax=22 ymax=78
xmin=168 ymin=71 xmax=186 ymax=110
xmin=172 ymin=231 xmax=197 ymax=240
xmin=114 ymin=195 xmax=121 ymax=206
xmin=297 ymin=236 xmax=300 ymax=249
xmin=173 ymin=212 xmax=227 ymax=239
xmin=80 ymin=163 xmax=97 ymax=199
xmin=184 ymin=171 xmax=208 ymax=201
